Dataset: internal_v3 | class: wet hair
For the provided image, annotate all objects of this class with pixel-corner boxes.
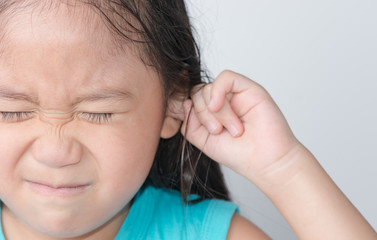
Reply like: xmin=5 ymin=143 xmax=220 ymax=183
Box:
xmin=0 ymin=0 xmax=230 ymax=202
xmin=91 ymin=0 xmax=231 ymax=202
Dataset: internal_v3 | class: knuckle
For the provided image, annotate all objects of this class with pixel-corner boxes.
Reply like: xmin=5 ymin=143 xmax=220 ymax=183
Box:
xmin=192 ymin=100 xmax=208 ymax=115
xmin=202 ymin=83 xmax=212 ymax=93
xmin=202 ymin=84 xmax=212 ymax=98
xmin=219 ymin=69 xmax=234 ymax=78
xmin=190 ymin=83 xmax=206 ymax=97
xmin=194 ymin=106 xmax=207 ymax=115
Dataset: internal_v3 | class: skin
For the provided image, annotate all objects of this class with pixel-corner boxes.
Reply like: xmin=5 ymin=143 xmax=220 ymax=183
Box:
xmin=184 ymin=71 xmax=377 ymax=239
xmin=0 ymin=1 xmax=375 ymax=240
xmin=0 ymin=3 xmax=179 ymax=239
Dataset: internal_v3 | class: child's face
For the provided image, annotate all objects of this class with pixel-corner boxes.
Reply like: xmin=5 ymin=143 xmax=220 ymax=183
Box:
xmin=0 ymin=4 xmax=176 ymax=239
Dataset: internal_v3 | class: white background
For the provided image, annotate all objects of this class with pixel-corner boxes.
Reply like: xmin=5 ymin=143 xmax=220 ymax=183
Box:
xmin=187 ymin=1 xmax=377 ymax=239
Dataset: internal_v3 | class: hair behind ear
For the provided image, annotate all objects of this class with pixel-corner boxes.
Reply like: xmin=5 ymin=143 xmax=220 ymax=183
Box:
xmin=147 ymin=131 xmax=231 ymax=202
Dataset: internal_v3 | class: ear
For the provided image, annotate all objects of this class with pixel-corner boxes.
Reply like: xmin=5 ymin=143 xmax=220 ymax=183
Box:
xmin=160 ymin=98 xmax=185 ymax=139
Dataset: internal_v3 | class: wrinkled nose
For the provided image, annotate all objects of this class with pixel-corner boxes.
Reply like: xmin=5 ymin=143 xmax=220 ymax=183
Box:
xmin=30 ymin=110 xmax=82 ymax=168
xmin=31 ymin=134 xmax=83 ymax=168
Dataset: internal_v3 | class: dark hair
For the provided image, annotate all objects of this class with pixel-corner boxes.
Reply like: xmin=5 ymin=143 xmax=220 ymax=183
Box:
xmin=0 ymin=0 xmax=230 ymax=202
xmin=88 ymin=0 xmax=231 ymax=202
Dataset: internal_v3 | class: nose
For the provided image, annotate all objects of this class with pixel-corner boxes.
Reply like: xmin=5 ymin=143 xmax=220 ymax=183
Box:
xmin=31 ymin=132 xmax=83 ymax=168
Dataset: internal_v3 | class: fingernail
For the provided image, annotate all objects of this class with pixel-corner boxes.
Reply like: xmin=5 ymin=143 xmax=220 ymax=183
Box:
xmin=228 ymin=125 xmax=239 ymax=137
xmin=206 ymin=121 xmax=218 ymax=133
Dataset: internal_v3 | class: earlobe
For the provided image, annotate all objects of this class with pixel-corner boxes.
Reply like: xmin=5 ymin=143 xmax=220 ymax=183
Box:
xmin=160 ymin=116 xmax=182 ymax=139
xmin=160 ymin=99 xmax=185 ymax=139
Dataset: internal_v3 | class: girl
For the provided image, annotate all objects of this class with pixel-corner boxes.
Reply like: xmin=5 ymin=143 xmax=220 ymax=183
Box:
xmin=0 ymin=0 xmax=375 ymax=239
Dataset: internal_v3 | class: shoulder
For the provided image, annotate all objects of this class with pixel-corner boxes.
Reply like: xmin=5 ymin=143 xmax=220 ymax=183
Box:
xmin=131 ymin=185 xmax=270 ymax=239
xmin=151 ymin=186 xmax=238 ymax=226
xmin=227 ymin=214 xmax=271 ymax=240
xmin=140 ymin=186 xmax=242 ymax=238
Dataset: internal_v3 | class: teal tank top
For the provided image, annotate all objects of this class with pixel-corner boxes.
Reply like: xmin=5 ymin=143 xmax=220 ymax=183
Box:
xmin=0 ymin=185 xmax=239 ymax=239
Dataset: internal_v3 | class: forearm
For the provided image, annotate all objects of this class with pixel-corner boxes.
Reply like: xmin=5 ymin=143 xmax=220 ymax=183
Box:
xmin=252 ymin=145 xmax=377 ymax=240
xmin=184 ymin=71 xmax=376 ymax=238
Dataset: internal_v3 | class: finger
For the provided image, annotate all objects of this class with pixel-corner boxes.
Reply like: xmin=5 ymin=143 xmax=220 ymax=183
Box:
xmin=196 ymin=84 xmax=244 ymax=137
xmin=181 ymin=99 xmax=212 ymax=150
xmin=181 ymin=99 xmax=243 ymax=159
xmin=208 ymin=70 xmax=268 ymax=117
xmin=191 ymin=84 xmax=223 ymax=134
xmin=180 ymin=99 xmax=191 ymax=136
xmin=205 ymin=95 xmax=244 ymax=137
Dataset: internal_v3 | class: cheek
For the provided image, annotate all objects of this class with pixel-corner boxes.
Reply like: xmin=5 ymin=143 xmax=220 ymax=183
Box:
xmin=92 ymin=129 xmax=157 ymax=188
xmin=79 ymin=110 xmax=164 ymax=190
xmin=73 ymin=113 xmax=163 ymax=225
xmin=84 ymin=91 xmax=165 ymax=180
xmin=0 ymin=124 xmax=33 ymax=194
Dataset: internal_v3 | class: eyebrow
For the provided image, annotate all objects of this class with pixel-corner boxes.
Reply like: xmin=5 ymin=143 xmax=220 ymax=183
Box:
xmin=0 ymin=88 xmax=39 ymax=104
xmin=0 ymin=87 xmax=133 ymax=105
xmin=73 ymin=89 xmax=133 ymax=105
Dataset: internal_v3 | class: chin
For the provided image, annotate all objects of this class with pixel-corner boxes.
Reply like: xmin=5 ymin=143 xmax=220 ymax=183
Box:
xmin=28 ymin=210 xmax=100 ymax=239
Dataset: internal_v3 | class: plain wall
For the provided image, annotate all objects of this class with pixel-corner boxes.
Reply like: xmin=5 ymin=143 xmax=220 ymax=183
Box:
xmin=187 ymin=0 xmax=377 ymax=239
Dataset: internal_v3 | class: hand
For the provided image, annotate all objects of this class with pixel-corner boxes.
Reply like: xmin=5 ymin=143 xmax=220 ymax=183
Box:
xmin=182 ymin=70 xmax=377 ymax=239
xmin=181 ymin=70 xmax=302 ymax=184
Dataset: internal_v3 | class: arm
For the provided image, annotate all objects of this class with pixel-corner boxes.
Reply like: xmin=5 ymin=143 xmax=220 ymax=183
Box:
xmin=182 ymin=70 xmax=377 ymax=239
xmin=227 ymin=214 xmax=271 ymax=240
xmin=256 ymin=144 xmax=376 ymax=240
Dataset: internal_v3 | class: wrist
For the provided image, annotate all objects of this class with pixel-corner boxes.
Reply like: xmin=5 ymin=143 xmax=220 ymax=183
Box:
xmin=249 ymin=142 xmax=316 ymax=196
xmin=248 ymin=143 xmax=377 ymax=239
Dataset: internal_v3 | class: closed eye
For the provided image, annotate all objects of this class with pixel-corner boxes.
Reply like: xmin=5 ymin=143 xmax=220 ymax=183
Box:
xmin=0 ymin=112 xmax=114 ymax=124
xmin=0 ymin=112 xmax=35 ymax=122
xmin=79 ymin=112 xmax=114 ymax=124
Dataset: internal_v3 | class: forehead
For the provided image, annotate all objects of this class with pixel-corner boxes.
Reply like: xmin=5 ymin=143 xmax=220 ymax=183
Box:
xmin=0 ymin=0 xmax=162 ymax=107
xmin=0 ymin=0 xmax=138 ymax=58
